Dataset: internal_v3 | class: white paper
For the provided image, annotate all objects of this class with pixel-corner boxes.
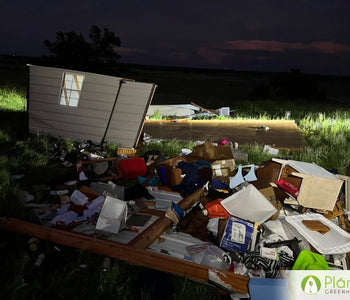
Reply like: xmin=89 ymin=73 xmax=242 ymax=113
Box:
xmin=70 ymin=190 xmax=88 ymax=206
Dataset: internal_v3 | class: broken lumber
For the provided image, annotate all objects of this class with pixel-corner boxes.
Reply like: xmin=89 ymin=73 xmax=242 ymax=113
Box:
xmin=128 ymin=188 xmax=205 ymax=250
xmin=0 ymin=217 xmax=249 ymax=294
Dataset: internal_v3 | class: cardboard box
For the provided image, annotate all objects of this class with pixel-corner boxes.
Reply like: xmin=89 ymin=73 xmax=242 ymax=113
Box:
xmin=273 ymin=159 xmax=344 ymax=211
xmin=256 ymin=159 xmax=344 ymax=212
xmin=259 ymin=186 xmax=284 ymax=220
xmin=211 ymin=159 xmax=236 ymax=182
xmin=186 ymin=142 xmax=234 ymax=162
xmin=220 ymin=215 xmax=258 ymax=253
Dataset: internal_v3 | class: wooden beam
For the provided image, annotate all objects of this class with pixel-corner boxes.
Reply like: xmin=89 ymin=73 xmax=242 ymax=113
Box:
xmin=62 ymin=80 xmax=69 ymax=105
xmin=0 ymin=217 xmax=249 ymax=294
xmin=190 ymin=101 xmax=216 ymax=114
xmin=128 ymin=188 xmax=205 ymax=250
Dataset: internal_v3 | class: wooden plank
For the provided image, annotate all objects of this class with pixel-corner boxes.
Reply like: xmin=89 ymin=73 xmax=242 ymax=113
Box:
xmin=0 ymin=217 xmax=249 ymax=294
xmin=128 ymin=188 xmax=205 ymax=250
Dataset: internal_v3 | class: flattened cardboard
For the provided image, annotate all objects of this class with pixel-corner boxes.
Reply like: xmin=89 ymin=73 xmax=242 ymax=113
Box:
xmin=211 ymin=159 xmax=236 ymax=182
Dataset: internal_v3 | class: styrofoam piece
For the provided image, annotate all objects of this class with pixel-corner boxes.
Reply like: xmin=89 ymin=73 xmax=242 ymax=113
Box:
xmin=148 ymin=190 xmax=182 ymax=210
xmin=95 ymin=196 xmax=127 ymax=234
xmin=285 ymin=213 xmax=350 ymax=254
xmin=91 ymin=181 xmax=125 ymax=200
xmin=221 ymin=184 xmax=277 ymax=224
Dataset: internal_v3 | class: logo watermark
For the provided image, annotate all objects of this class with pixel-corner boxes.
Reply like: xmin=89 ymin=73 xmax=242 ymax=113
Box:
xmin=287 ymin=271 xmax=350 ymax=299
xmin=301 ymin=275 xmax=321 ymax=295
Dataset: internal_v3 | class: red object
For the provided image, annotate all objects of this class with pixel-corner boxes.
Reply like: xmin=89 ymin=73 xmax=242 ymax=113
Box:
xmin=119 ymin=158 xmax=147 ymax=179
xmin=275 ymin=178 xmax=299 ymax=198
xmin=204 ymin=198 xmax=230 ymax=219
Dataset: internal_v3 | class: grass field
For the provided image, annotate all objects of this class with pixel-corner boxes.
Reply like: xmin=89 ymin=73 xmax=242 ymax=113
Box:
xmin=1 ymin=57 xmax=350 ymax=299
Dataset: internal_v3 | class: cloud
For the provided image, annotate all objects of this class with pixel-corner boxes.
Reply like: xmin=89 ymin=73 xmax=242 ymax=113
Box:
xmin=198 ymin=40 xmax=350 ymax=65
xmin=225 ymin=40 xmax=305 ymax=52
xmin=310 ymin=41 xmax=350 ymax=54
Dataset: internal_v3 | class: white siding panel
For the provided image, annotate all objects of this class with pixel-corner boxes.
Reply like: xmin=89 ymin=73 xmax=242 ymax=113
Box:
xmin=29 ymin=85 xmax=61 ymax=96
xmin=30 ymin=125 xmax=103 ymax=143
xmin=29 ymin=101 xmax=111 ymax=120
xmin=30 ymin=65 xmax=121 ymax=85
xmin=30 ymin=76 xmax=63 ymax=87
xmin=80 ymin=83 xmax=119 ymax=95
xmin=28 ymin=65 xmax=120 ymax=142
xmin=30 ymin=110 xmax=108 ymax=128
xmin=30 ymin=79 xmax=119 ymax=96
xmin=113 ymin=102 xmax=147 ymax=115
xmin=28 ymin=65 xmax=156 ymax=146
xmin=79 ymin=91 xmax=118 ymax=104
xmin=29 ymin=117 xmax=106 ymax=143
xmin=29 ymin=93 xmax=116 ymax=111
xmin=30 ymin=65 xmax=65 ymax=78
xmin=105 ymin=82 xmax=156 ymax=147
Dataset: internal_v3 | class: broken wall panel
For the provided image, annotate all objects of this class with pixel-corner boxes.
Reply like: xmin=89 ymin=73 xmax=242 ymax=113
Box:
xmin=28 ymin=65 xmax=156 ymax=148
xmin=106 ymin=81 xmax=156 ymax=147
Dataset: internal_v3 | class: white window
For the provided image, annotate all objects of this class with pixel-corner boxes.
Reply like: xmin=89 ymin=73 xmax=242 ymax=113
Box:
xmin=60 ymin=72 xmax=84 ymax=107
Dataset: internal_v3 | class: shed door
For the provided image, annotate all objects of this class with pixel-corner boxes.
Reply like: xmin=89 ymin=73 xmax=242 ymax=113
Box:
xmin=105 ymin=81 xmax=156 ymax=148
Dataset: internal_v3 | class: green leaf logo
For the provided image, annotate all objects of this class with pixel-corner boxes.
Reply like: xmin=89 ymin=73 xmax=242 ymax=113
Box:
xmin=301 ymin=275 xmax=321 ymax=295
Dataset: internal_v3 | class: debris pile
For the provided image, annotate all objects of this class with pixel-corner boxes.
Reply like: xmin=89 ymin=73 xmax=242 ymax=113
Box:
xmin=5 ymin=139 xmax=350 ymax=295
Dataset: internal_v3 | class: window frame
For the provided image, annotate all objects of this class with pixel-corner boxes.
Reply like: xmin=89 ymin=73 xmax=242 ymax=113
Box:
xmin=59 ymin=72 xmax=85 ymax=107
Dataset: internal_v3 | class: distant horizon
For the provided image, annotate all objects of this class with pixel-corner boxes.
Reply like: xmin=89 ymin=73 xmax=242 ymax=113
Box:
xmin=1 ymin=53 xmax=349 ymax=78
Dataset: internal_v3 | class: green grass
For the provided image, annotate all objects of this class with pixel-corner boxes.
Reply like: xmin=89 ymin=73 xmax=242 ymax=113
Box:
xmin=0 ymin=86 xmax=26 ymax=111
xmin=148 ymin=109 xmax=163 ymax=120
xmin=2 ymin=83 xmax=350 ymax=299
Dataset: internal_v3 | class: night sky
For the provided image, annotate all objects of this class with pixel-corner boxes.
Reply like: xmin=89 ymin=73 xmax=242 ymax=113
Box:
xmin=1 ymin=0 xmax=350 ymax=75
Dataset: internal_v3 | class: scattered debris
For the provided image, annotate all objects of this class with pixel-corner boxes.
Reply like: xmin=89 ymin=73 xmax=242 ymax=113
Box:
xmin=1 ymin=137 xmax=350 ymax=297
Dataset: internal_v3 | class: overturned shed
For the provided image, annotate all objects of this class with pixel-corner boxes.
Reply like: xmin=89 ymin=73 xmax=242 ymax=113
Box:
xmin=28 ymin=65 xmax=157 ymax=147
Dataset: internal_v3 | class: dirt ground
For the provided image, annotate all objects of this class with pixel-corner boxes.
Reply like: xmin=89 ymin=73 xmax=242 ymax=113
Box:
xmin=143 ymin=119 xmax=307 ymax=150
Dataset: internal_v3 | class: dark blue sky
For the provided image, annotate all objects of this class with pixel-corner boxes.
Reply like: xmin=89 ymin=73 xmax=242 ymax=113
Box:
xmin=1 ymin=0 xmax=350 ymax=75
